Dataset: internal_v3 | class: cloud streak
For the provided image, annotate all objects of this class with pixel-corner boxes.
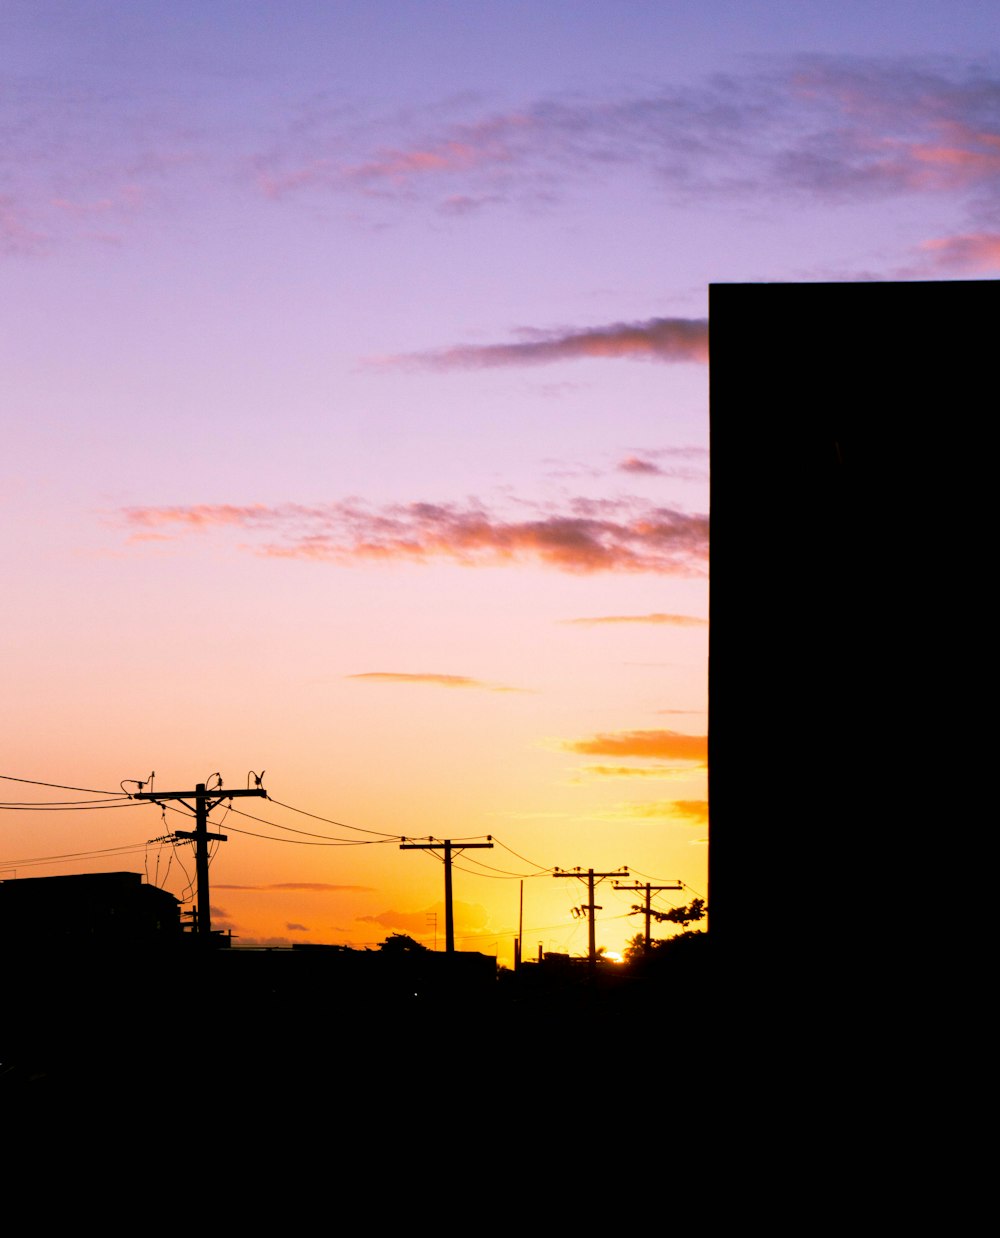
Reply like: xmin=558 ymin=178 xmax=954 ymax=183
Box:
xmin=564 ymin=729 xmax=707 ymax=762
xmin=597 ymin=800 xmax=708 ymax=821
xmin=251 ymin=56 xmax=1000 ymax=226
xmin=669 ymin=800 xmax=710 ymax=825
xmin=563 ymin=613 xmax=706 ymax=627
xmin=917 ymin=230 xmax=1000 ymax=270
xmin=618 ymin=456 xmax=665 ymax=475
xmin=347 ymin=672 xmax=526 ymax=692
xmin=357 ymin=903 xmax=488 ymax=934
xmin=584 ymin=766 xmax=687 ymax=779
xmin=10 ymin=54 xmax=997 ymax=261
xmin=370 ymin=317 xmax=708 ymax=370
xmin=119 ymin=496 xmax=708 ymax=575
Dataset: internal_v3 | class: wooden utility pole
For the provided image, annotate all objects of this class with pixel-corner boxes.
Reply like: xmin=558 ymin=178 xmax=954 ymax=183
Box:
xmin=515 ymin=879 xmax=523 ymax=972
xmin=400 ymin=838 xmax=493 ymax=953
xmin=132 ymin=778 xmax=266 ymax=939
xmin=613 ymin=880 xmax=683 ymax=950
xmin=553 ymin=867 xmax=628 ymax=972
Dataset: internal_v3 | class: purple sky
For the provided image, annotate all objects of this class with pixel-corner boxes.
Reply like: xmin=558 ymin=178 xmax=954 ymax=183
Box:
xmin=3 ymin=2 xmax=996 ymax=958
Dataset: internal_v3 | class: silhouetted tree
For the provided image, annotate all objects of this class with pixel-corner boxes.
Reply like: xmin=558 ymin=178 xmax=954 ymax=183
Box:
xmin=635 ymin=897 xmax=706 ymax=927
xmin=625 ymin=927 xmax=707 ymax=965
xmin=624 ymin=899 xmax=708 ymax=963
xmin=377 ymin=932 xmax=429 ymax=953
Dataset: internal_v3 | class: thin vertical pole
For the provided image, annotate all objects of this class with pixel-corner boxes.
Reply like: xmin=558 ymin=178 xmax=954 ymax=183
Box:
xmin=587 ymin=869 xmax=596 ymax=972
xmin=444 ymin=839 xmax=455 ymax=954
xmin=194 ymin=783 xmax=210 ymax=937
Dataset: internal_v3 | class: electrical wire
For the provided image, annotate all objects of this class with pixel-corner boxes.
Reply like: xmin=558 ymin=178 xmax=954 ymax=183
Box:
xmin=225 ymin=803 xmax=400 ymax=845
xmin=262 ymin=794 xmax=496 ymax=842
xmin=490 ymin=836 xmax=553 ymax=872
xmin=265 ymin=795 xmax=404 ymax=839
xmin=0 ymin=801 xmax=143 ymax=812
xmin=0 ymin=773 xmax=120 ymax=796
xmin=0 ymin=841 xmax=169 ymax=871
xmin=220 ymin=820 xmax=393 ymax=847
xmin=0 ymin=796 xmax=132 ymax=806
xmin=447 ymin=851 xmax=556 ymax=879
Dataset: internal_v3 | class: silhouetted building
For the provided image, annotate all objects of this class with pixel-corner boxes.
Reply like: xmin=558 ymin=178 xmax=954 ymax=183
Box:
xmin=0 ymin=871 xmax=181 ymax=946
xmin=709 ymin=280 xmax=994 ymax=995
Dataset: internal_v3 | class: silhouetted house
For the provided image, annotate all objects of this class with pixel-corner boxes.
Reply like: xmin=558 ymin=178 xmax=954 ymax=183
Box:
xmin=0 ymin=871 xmax=181 ymax=948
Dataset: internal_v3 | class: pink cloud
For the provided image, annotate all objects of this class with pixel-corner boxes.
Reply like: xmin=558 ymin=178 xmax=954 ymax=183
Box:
xmin=349 ymin=140 xmax=490 ymax=184
xmin=249 ymin=57 xmax=1000 ymax=231
xmin=347 ymin=672 xmax=526 ymax=692
xmin=903 ymin=122 xmax=1000 ymax=189
xmin=918 ymin=231 xmax=1000 ymax=271
xmin=119 ymin=496 xmax=708 ymax=575
xmin=563 ymin=613 xmax=707 ymax=626
xmin=370 ymin=317 xmax=708 ymax=370
xmin=0 ymin=195 xmax=49 ymax=255
xmin=122 ymin=502 xmax=277 ymax=533
xmin=618 ymin=456 xmax=664 ymax=475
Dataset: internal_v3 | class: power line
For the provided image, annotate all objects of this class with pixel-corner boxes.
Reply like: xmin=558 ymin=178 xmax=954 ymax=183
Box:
xmin=0 ymin=773 xmax=120 ymax=796
xmin=132 ymin=779 xmax=265 ymax=939
xmin=225 ymin=803 xmax=398 ymax=846
xmin=0 ymin=841 xmax=165 ymax=871
xmin=0 ymin=796 xmax=132 ymax=806
xmin=552 ymin=867 xmax=629 ymax=972
xmin=0 ymin=800 xmax=142 ymax=812
xmin=221 ymin=820 xmax=395 ymax=848
xmin=400 ymin=838 xmax=495 ymax=954
xmin=265 ymin=795 xmax=404 ymax=840
xmin=447 ymin=850 xmax=554 ymax=879
xmin=490 ymin=836 xmax=553 ymax=872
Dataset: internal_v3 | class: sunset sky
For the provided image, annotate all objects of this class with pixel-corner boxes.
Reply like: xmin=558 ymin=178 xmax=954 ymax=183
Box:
xmin=3 ymin=2 xmax=997 ymax=964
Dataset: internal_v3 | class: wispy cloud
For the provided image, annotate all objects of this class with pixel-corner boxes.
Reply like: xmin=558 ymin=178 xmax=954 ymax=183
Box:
xmin=670 ymin=800 xmax=709 ymax=825
xmin=118 ymin=496 xmax=708 ymax=575
xmin=596 ymin=800 xmax=708 ymax=821
xmin=0 ymin=75 xmax=200 ymax=257
xmin=1 ymin=194 xmax=49 ymax=256
xmin=546 ymin=447 xmax=707 ymax=485
xmin=562 ymin=613 xmax=706 ymax=627
xmin=916 ymin=230 xmax=1000 ymax=270
xmin=10 ymin=54 xmax=998 ymax=260
xmin=563 ymin=729 xmax=707 ymax=762
xmin=368 ymin=317 xmax=708 ymax=370
xmin=357 ymin=902 xmax=488 ymax=934
xmin=583 ymin=765 xmax=688 ymax=779
xmin=565 ymin=763 xmax=697 ymax=787
xmin=251 ymin=56 xmax=1000 ymax=225
xmin=618 ymin=456 xmax=664 ymax=475
xmin=347 ymin=672 xmax=526 ymax=692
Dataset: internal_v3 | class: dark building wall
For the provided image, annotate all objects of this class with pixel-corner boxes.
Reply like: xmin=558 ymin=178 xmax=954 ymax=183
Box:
xmin=708 ymin=281 xmax=993 ymax=986
xmin=0 ymin=871 xmax=181 ymax=945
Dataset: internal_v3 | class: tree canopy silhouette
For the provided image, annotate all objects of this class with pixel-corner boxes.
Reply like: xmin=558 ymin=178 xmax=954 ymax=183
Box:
xmin=377 ymin=932 xmax=429 ymax=953
xmin=633 ymin=897 xmax=706 ymax=927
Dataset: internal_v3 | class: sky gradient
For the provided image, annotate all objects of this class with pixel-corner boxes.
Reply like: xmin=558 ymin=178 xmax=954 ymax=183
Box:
xmin=3 ymin=2 xmax=997 ymax=963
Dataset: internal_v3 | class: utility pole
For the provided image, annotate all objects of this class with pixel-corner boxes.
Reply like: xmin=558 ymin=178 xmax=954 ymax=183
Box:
xmin=400 ymin=837 xmax=493 ymax=954
xmin=553 ymin=867 xmax=628 ymax=972
xmin=132 ymin=776 xmax=266 ymax=940
xmin=515 ymin=879 xmax=524 ymax=972
xmin=613 ymin=880 xmax=683 ymax=951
